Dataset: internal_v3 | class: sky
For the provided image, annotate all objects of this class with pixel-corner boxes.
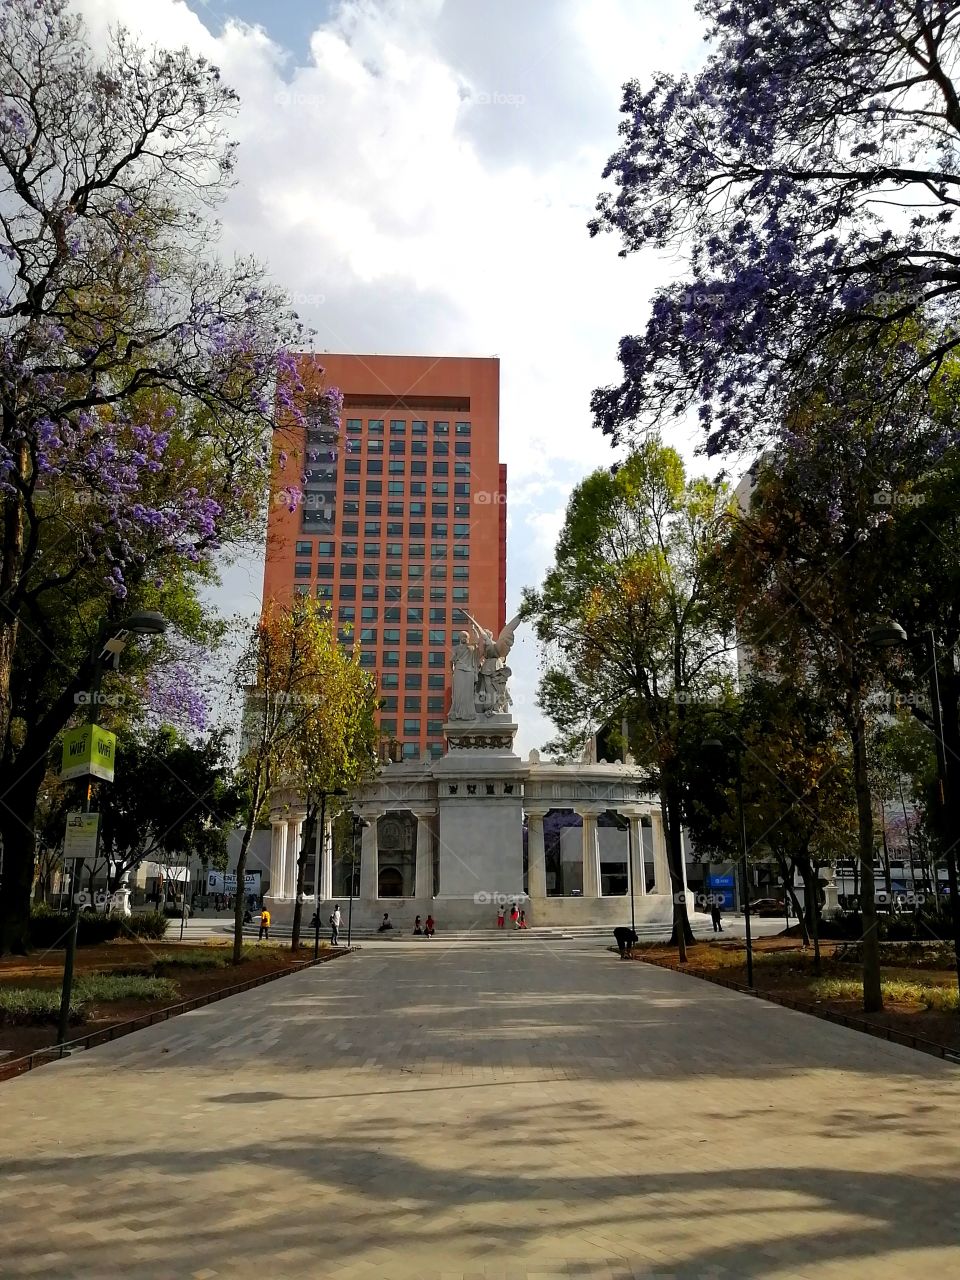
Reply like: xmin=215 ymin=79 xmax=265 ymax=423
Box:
xmin=75 ymin=0 xmax=711 ymax=754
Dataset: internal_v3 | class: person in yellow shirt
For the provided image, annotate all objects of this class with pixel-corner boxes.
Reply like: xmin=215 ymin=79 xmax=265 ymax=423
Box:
xmin=258 ymin=907 xmax=271 ymax=941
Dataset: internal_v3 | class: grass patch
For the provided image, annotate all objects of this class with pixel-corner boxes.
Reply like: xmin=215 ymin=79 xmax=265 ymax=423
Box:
xmin=0 ymin=988 xmax=83 ymax=1026
xmin=812 ymin=976 xmax=959 ymax=1011
xmin=154 ymin=950 xmax=232 ymax=972
xmin=74 ymin=974 xmax=179 ymax=1002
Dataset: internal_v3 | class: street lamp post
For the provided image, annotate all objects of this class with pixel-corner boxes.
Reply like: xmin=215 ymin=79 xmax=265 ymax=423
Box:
xmin=626 ymin=815 xmax=636 ymax=936
xmin=313 ymin=787 xmax=348 ymax=960
xmin=703 ymin=736 xmax=754 ymax=988
xmin=869 ymin=620 xmax=960 ymax=1003
xmin=56 ymin=612 xmax=167 ymax=1046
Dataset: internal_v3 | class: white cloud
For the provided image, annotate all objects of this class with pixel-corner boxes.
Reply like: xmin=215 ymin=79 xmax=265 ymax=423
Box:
xmin=75 ymin=0 xmax=707 ymax=752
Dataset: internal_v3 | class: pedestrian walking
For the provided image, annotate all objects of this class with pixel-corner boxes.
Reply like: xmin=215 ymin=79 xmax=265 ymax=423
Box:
xmin=330 ymin=903 xmax=341 ymax=946
xmin=496 ymin=906 xmax=505 ymax=929
xmin=424 ymin=914 xmax=435 ymax=938
xmin=710 ymin=900 xmax=723 ymax=932
xmin=258 ymin=906 xmax=271 ymax=941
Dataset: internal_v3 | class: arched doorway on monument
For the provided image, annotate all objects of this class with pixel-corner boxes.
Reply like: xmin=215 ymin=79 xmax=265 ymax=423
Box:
xmin=376 ymin=811 xmax=417 ymax=898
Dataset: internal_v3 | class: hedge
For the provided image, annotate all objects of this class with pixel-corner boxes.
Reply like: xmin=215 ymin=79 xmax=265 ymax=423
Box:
xmin=29 ymin=906 xmax=168 ymax=948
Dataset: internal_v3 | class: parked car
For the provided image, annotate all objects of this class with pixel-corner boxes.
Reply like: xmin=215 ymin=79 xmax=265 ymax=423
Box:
xmin=750 ymin=897 xmax=786 ymax=917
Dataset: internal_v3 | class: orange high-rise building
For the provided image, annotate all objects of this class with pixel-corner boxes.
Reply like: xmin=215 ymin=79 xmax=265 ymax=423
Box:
xmin=263 ymin=354 xmax=507 ymax=762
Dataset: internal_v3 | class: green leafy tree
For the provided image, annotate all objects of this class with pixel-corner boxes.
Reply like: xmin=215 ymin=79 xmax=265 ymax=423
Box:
xmin=525 ymin=439 xmax=735 ymax=958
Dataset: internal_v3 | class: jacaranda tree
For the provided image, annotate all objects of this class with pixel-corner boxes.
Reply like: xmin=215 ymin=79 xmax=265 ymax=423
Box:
xmin=591 ymin=0 xmax=960 ymax=452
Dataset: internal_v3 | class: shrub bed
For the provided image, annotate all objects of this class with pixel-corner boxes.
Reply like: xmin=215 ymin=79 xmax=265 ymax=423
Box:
xmin=28 ymin=907 xmax=168 ymax=948
xmin=0 ymin=988 xmax=82 ymax=1026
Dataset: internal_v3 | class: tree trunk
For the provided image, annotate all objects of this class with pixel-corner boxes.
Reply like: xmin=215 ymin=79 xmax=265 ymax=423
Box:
xmin=233 ymin=801 xmax=261 ymax=964
xmin=290 ymin=801 xmax=317 ymax=951
xmin=851 ymin=710 xmax=883 ymax=1012
xmin=663 ymin=781 xmax=694 ymax=959
xmin=0 ymin=749 xmax=47 ymax=953
xmin=783 ymin=855 xmax=809 ymax=945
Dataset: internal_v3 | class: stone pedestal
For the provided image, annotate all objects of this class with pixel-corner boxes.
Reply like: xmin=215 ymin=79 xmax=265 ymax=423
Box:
xmin=434 ymin=718 xmax=525 ymax=902
xmin=822 ymin=870 xmax=841 ymax=921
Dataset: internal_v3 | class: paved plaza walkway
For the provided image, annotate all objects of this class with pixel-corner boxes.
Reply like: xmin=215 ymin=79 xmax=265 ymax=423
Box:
xmin=2 ymin=940 xmax=960 ymax=1280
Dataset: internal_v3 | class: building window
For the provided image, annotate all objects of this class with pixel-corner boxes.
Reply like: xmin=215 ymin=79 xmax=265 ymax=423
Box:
xmin=404 ymin=674 xmax=422 ymax=689
xmin=431 ymin=544 xmax=447 ymax=559
xmin=454 ymin=523 xmax=470 ymax=538
xmin=294 ymin=563 xmax=312 ymax=578
xmin=389 ymin=440 xmax=405 ymax=455
xmin=453 ymin=588 xmax=469 ymax=602
xmin=367 ymin=480 xmax=383 ymax=494
xmin=409 ymin=565 xmax=425 ymax=580
xmin=454 ymin=483 xmax=470 ymax=497
xmin=384 ymin=628 xmax=400 ymax=642
xmin=410 ymin=501 xmax=426 ymax=515
xmin=433 ymin=439 xmax=449 ymax=456
xmin=318 ymin=540 xmax=336 ymax=554
xmin=428 ymin=652 xmax=446 ymax=668
xmin=342 ymin=502 xmax=359 ymax=515
xmin=427 ymin=674 xmax=445 ymax=690
xmin=426 ymin=720 xmax=443 ymax=735
xmin=381 ymin=718 xmax=397 ymax=733
xmin=345 ymin=459 xmax=361 ymax=474
xmin=434 ymin=421 xmax=449 ymax=435
xmin=429 ymin=742 xmax=443 ymax=759
xmin=339 ymin=585 xmax=356 ymax=600
xmin=382 ymin=675 xmax=398 ymax=689
xmin=366 ymin=459 xmax=384 ymax=474
xmin=408 ymin=586 xmax=424 ymax=601
xmin=388 ymin=482 xmax=404 ymax=495
xmin=365 ymin=500 xmax=381 ymax=515
xmin=412 ymin=419 xmax=427 ymax=434
xmin=338 ymin=606 xmax=355 ymax=622
xmin=387 ymin=522 xmax=403 ymax=537
xmin=294 ymin=584 xmax=309 ymax=596
xmin=383 ymin=650 xmax=400 ymax=667
xmin=317 ymin=562 xmax=335 ymax=578
xmin=361 ymin=607 xmax=378 ymax=621
xmin=432 ymin=523 xmax=447 ymax=537
xmin=359 ymin=651 xmax=377 ymax=668
xmin=316 ymin=586 xmax=333 ymax=601
xmin=428 ymin=696 xmax=445 ymax=712
xmin=411 ymin=460 xmax=427 ymax=475
xmin=455 ymin=462 xmax=471 ymax=476
xmin=387 ymin=543 xmax=404 ymax=558
xmin=342 ymin=520 xmax=359 ymax=535
xmin=455 ymin=441 xmax=471 ymax=456
xmin=388 ymin=501 xmax=404 ymax=516
xmin=389 ymin=460 xmax=405 ymax=475
xmin=404 ymin=696 xmax=421 ymax=712
xmin=295 ymin=541 xmax=312 ymax=556
xmin=363 ymin=542 xmax=380 ymax=558
xmin=407 ymin=608 xmax=423 ymax=622
xmin=429 ymin=630 xmax=445 ymax=645
xmin=454 ymin=502 xmax=470 ymax=517
xmin=430 ymin=588 xmax=445 ymax=602
xmin=362 ymin=564 xmax=379 ymax=579
xmin=339 ymin=563 xmax=357 ymax=578
xmin=409 ymin=543 xmax=425 ymax=559
xmin=432 ymin=482 xmax=448 ymax=496
xmin=384 ymin=608 xmax=401 ymax=621
xmin=341 ymin=542 xmax=358 ymax=558
xmin=403 ymin=743 xmax=420 ymax=759
xmin=453 ymin=566 xmax=468 ymax=581
xmin=432 ymin=503 xmax=448 ymax=517
xmin=360 ymin=628 xmax=377 ymax=643
xmin=368 ymin=419 xmax=384 ymax=434
xmin=385 ymin=586 xmax=402 ymax=601
xmin=364 ymin=521 xmax=381 ymax=535
xmin=430 ymin=608 xmax=446 ymax=622
xmin=431 ymin=565 xmax=447 ymax=579
xmin=403 ymin=719 xmax=420 ymax=735
xmin=346 ymin=418 xmax=362 ymax=434
xmin=362 ymin=586 xmax=379 ymax=601
xmin=381 ymin=696 xmax=397 ymax=711
xmin=386 ymin=565 xmax=403 ymax=578
xmin=453 ymin=546 xmax=469 ymax=559
xmin=432 ymin=461 xmax=448 ymax=476
xmin=456 ymin=421 xmax=471 ymax=435
xmin=390 ymin=419 xmax=406 ymax=434
xmin=344 ymin=481 xmax=361 ymax=494
xmin=412 ymin=440 xmax=427 ymax=455
xmin=406 ymin=629 xmax=423 ymax=644
xmin=408 ymin=522 xmax=425 ymax=536
xmin=367 ymin=438 xmax=383 ymax=453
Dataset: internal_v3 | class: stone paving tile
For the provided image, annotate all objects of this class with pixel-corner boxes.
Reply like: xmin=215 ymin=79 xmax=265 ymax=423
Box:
xmin=1 ymin=940 xmax=959 ymax=1278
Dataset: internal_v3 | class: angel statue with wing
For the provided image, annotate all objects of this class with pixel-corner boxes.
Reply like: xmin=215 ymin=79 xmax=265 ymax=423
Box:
xmin=464 ymin=611 xmax=522 ymax=716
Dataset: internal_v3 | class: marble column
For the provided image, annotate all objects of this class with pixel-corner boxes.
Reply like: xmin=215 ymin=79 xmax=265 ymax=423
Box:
xmin=319 ymin=817 xmax=333 ymax=901
xmin=270 ymin=821 xmax=285 ymax=899
xmin=651 ymin=809 xmax=671 ymax=895
xmin=285 ymin=818 xmax=303 ymax=898
xmin=525 ymin=808 xmax=548 ymax=900
xmin=578 ymin=809 xmax=601 ymax=899
xmin=627 ymin=811 xmax=647 ymax=897
xmin=413 ymin=812 xmax=433 ymax=899
xmin=359 ymin=812 xmax=382 ymax=902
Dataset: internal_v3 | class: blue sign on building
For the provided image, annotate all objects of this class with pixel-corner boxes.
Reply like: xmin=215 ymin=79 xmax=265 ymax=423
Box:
xmin=704 ymin=872 xmax=736 ymax=910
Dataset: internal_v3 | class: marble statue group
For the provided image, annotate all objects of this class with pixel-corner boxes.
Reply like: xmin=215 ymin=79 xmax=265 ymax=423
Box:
xmin=450 ymin=611 xmax=522 ymax=720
